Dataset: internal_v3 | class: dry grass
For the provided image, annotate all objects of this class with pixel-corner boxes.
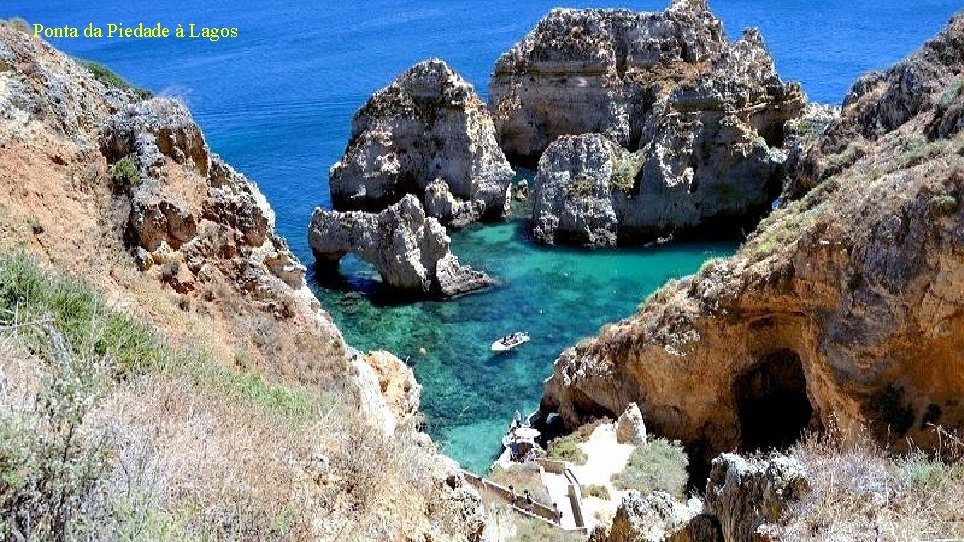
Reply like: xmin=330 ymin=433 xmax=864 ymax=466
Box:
xmin=0 ymin=254 xmax=478 ymax=541
xmin=776 ymin=422 xmax=964 ymax=541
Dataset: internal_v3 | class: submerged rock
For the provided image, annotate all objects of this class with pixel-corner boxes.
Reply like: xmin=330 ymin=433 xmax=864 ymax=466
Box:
xmin=329 ymin=59 xmax=514 ymax=226
xmin=308 ymin=195 xmax=493 ymax=297
xmin=495 ymin=0 xmax=804 ymax=244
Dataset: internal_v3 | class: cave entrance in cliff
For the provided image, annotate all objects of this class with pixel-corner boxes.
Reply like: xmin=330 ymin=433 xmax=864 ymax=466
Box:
xmin=735 ymin=349 xmax=813 ymax=452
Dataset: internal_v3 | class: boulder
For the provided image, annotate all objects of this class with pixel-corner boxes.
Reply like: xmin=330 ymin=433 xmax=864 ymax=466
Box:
xmin=308 ymin=195 xmax=493 ymax=297
xmin=592 ymin=491 xmax=718 ymax=542
xmin=329 ymin=59 xmax=514 ymax=226
xmin=705 ymin=454 xmax=809 ymax=542
xmin=616 ymin=402 xmax=648 ymax=445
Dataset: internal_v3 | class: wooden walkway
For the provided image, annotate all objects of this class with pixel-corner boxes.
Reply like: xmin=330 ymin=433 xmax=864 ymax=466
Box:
xmin=461 ymin=463 xmax=588 ymax=535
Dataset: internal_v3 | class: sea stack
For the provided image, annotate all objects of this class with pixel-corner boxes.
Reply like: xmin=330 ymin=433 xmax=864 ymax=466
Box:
xmin=491 ymin=0 xmax=805 ymax=245
xmin=329 ymin=59 xmax=514 ymax=227
xmin=308 ymin=195 xmax=494 ymax=297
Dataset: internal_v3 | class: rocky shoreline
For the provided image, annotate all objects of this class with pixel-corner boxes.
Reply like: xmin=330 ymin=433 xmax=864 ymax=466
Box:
xmin=2 ymin=0 xmax=962 ymax=539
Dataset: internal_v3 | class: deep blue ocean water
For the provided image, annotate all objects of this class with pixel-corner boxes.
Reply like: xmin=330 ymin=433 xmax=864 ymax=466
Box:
xmin=8 ymin=0 xmax=960 ymax=471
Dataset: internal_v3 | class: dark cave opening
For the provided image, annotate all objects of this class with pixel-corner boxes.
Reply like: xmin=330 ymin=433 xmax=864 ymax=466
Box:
xmin=735 ymin=349 xmax=813 ymax=452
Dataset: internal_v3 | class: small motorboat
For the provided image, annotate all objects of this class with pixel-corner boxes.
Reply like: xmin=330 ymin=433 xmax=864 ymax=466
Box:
xmin=491 ymin=332 xmax=530 ymax=352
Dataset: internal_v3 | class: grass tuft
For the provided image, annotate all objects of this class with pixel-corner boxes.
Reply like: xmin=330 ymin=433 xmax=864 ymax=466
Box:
xmin=610 ymin=438 xmax=689 ymax=499
xmin=77 ymin=59 xmax=153 ymax=99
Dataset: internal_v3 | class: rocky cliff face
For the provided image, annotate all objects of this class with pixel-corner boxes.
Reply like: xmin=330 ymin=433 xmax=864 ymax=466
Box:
xmin=0 ymin=27 xmax=483 ymax=540
xmin=592 ymin=454 xmax=808 ymax=542
xmin=329 ymin=59 xmax=514 ymax=227
xmin=308 ymin=195 xmax=493 ymax=297
xmin=495 ymin=0 xmax=804 ymax=244
xmin=540 ymin=14 xmax=964 ymax=467
xmin=490 ymin=0 xmax=728 ymax=161
xmin=531 ymin=134 xmax=627 ymax=246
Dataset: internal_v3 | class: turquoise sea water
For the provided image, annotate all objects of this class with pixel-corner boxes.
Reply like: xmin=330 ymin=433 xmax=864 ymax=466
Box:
xmin=315 ymin=199 xmax=736 ymax=470
xmin=9 ymin=0 xmax=960 ymax=471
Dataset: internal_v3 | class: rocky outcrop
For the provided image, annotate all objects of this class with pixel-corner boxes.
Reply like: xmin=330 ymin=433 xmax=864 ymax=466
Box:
xmin=790 ymin=13 xmax=964 ymax=197
xmin=308 ymin=195 xmax=493 ymax=297
xmin=348 ymin=349 xmax=422 ymax=434
xmin=490 ymin=0 xmax=729 ymax=161
xmin=592 ymin=454 xmax=807 ymax=542
xmin=591 ymin=491 xmax=719 ymax=542
xmin=706 ymin=454 xmax=809 ymax=542
xmin=329 ymin=59 xmax=513 ymax=227
xmin=0 ymin=26 xmax=488 ymax=542
xmin=499 ymin=1 xmax=804 ymax=244
xmin=531 ymin=134 xmax=626 ymax=247
xmin=616 ymin=403 xmax=648 ymax=445
xmin=540 ymin=15 xmax=964 ymax=466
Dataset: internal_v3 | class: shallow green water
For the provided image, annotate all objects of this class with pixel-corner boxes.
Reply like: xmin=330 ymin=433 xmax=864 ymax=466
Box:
xmin=312 ymin=202 xmax=736 ymax=473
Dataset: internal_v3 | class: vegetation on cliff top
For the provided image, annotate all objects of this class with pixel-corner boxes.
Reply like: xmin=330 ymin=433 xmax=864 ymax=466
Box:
xmin=77 ymin=59 xmax=153 ymax=99
xmin=0 ymin=254 xmax=474 ymax=541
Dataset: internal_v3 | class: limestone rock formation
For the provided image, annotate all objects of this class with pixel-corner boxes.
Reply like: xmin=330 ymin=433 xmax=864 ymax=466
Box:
xmin=308 ymin=195 xmax=493 ymax=297
xmin=705 ymin=454 xmax=809 ymax=542
xmin=499 ymin=1 xmax=804 ymax=243
xmin=593 ymin=454 xmax=807 ymax=542
xmin=490 ymin=0 xmax=728 ymax=161
xmin=590 ymin=491 xmax=718 ymax=542
xmin=0 ymin=26 xmax=487 ymax=541
xmin=540 ymin=15 xmax=964 ymax=466
xmin=349 ymin=349 xmax=422 ymax=434
xmin=531 ymin=134 xmax=625 ymax=247
xmin=616 ymin=402 xmax=648 ymax=445
xmin=329 ymin=59 xmax=514 ymax=226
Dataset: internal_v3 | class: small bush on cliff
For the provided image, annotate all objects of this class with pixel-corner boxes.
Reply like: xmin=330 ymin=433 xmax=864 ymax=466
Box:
xmin=110 ymin=154 xmax=141 ymax=189
xmin=78 ymin=59 xmax=152 ymax=99
xmin=547 ymin=433 xmax=588 ymax=465
xmin=0 ymin=18 xmax=30 ymax=32
xmin=581 ymin=483 xmax=610 ymax=500
xmin=611 ymin=438 xmax=688 ymax=498
xmin=930 ymin=194 xmax=959 ymax=217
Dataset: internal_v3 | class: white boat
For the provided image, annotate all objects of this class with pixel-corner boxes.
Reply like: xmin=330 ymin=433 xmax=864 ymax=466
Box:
xmin=491 ymin=332 xmax=530 ymax=352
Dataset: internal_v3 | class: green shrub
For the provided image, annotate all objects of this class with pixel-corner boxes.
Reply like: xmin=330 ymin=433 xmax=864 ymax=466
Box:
xmin=78 ymin=59 xmax=152 ymax=99
xmin=1 ymin=17 xmax=30 ymax=32
xmin=935 ymin=78 xmax=964 ymax=109
xmin=0 ymin=308 xmax=111 ymax=539
xmin=547 ymin=433 xmax=588 ymax=465
xmin=613 ymin=150 xmax=644 ymax=192
xmin=110 ymin=154 xmax=141 ymax=188
xmin=929 ymin=194 xmax=959 ymax=217
xmin=610 ymin=438 xmax=689 ymax=498
xmin=581 ymin=484 xmax=610 ymax=500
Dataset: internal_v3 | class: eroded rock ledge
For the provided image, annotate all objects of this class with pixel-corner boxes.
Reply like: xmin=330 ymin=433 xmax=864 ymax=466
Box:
xmin=540 ymin=13 xmax=964 ymax=466
xmin=495 ymin=0 xmax=804 ymax=244
xmin=308 ymin=195 xmax=493 ymax=297
xmin=329 ymin=59 xmax=514 ymax=227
